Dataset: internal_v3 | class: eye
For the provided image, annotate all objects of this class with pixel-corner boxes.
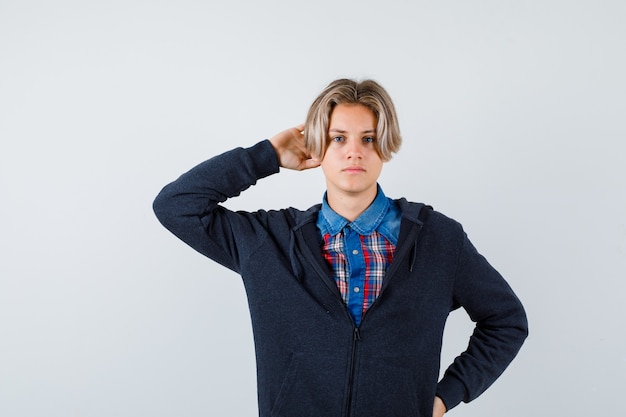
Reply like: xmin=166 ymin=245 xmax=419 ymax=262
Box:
xmin=332 ymin=136 xmax=345 ymax=143
xmin=362 ymin=136 xmax=375 ymax=143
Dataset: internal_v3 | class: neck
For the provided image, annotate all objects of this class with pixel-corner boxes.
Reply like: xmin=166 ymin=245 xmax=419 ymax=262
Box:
xmin=326 ymin=187 xmax=377 ymax=222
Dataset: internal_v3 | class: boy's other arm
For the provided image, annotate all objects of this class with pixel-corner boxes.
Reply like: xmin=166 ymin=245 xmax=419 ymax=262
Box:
xmin=436 ymin=234 xmax=528 ymax=410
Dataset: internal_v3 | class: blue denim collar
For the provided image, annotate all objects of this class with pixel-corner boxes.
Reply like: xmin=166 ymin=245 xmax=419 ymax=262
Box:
xmin=318 ymin=185 xmax=390 ymax=237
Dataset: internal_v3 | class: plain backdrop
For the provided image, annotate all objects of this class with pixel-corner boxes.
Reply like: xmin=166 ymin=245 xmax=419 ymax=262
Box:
xmin=1 ymin=1 xmax=625 ymax=416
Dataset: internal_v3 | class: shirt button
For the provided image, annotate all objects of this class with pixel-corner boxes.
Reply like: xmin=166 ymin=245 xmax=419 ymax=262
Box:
xmin=352 ymin=249 xmax=359 ymax=255
xmin=354 ymin=287 xmax=360 ymax=293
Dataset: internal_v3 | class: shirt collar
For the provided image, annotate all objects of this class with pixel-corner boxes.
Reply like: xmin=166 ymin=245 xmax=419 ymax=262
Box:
xmin=319 ymin=185 xmax=390 ymax=236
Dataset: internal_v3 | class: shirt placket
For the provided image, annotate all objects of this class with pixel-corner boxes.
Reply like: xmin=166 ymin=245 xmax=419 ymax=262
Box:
xmin=344 ymin=226 xmax=366 ymax=326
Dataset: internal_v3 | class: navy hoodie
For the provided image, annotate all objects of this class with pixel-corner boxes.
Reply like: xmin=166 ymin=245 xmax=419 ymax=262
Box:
xmin=153 ymin=140 xmax=528 ymax=417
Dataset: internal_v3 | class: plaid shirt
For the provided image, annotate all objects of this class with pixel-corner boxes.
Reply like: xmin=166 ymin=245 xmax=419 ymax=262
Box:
xmin=317 ymin=186 xmax=401 ymax=326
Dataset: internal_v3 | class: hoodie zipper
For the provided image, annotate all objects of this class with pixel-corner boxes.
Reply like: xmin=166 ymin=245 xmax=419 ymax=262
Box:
xmin=342 ymin=237 xmax=419 ymax=416
xmin=344 ymin=326 xmax=361 ymax=417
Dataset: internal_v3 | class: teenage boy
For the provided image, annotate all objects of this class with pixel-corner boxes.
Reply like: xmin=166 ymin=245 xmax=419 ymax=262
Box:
xmin=153 ymin=79 xmax=528 ymax=417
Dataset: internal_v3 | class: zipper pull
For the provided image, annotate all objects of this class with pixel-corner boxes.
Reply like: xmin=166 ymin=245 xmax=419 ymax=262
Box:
xmin=354 ymin=327 xmax=361 ymax=341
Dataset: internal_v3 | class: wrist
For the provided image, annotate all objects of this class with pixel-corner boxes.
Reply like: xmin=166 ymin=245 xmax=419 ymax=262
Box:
xmin=433 ymin=396 xmax=447 ymax=417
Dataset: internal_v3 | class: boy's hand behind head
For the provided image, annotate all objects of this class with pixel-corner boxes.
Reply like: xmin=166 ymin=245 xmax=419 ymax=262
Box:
xmin=269 ymin=124 xmax=321 ymax=171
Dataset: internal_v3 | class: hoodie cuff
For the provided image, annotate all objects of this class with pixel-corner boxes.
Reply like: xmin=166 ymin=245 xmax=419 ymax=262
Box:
xmin=246 ymin=140 xmax=281 ymax=180
xmin=435 ymin=375 xmax=466 ymax=411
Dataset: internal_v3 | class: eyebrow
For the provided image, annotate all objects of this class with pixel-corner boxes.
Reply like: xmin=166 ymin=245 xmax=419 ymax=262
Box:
xmin=328 ymin=129 xmax=376 ymax=134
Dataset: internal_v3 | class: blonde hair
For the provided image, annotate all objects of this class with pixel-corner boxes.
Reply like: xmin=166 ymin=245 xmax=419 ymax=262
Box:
xmin=304 ymin=79 xmax=402 ymax=161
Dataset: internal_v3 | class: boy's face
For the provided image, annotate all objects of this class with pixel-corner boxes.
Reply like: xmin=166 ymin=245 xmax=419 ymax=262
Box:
xmin=321 ymin=103 xmax=383 ymax=201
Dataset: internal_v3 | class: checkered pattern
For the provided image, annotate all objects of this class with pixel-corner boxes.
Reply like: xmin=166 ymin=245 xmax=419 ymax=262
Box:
xmin=322 ymin=230 xmax=395 ymax=315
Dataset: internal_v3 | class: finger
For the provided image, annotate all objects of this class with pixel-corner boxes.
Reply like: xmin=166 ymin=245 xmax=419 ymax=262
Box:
xmin=294 ymin=123 xmax=305 ymax=136
xmin=301 ymin=157 xmax=321 ymax=170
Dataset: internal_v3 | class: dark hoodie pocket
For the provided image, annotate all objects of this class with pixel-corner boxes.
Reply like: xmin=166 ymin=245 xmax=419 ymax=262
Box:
xmin=270 ymin=353 xmax=301 ymax=417
xmin=351 ymin=359 xmax=421 ymax=417
xmin=270 ymin=352 xmax=344 ymax=417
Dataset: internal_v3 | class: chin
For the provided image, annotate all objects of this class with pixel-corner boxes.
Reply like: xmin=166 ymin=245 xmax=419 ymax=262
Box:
xmin=340 ymin=184 xmax=376 ymax=195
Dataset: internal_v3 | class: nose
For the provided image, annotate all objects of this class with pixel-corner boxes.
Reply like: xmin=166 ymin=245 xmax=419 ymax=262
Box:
xmin=345 ymin=138 xmax=363 ymax=159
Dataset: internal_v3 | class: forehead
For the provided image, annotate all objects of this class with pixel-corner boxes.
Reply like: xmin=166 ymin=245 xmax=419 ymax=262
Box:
xmin=329 ymin=104 xmax=376 ymax=130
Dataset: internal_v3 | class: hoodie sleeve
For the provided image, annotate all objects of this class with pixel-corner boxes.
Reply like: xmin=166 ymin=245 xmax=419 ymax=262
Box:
xmin=435 ymin=233 xmax=528 ymax=410
xmin=152 ymin=140 xmax=280 ymax=272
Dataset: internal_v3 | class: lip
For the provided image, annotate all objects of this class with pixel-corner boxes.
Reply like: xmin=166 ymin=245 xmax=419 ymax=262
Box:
xmin=342 ymin=166 xmax=366 ymax=173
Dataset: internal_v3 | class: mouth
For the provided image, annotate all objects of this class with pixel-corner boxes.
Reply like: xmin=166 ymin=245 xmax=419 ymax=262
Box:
xmin=343 ymin=166 xmax=366 ymax=174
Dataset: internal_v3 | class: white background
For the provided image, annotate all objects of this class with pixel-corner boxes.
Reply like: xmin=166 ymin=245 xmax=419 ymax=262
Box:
xmin=1 ymin=1 xmax=625 ymax=416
